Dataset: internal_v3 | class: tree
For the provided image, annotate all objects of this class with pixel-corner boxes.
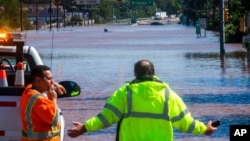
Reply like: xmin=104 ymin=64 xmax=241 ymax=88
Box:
xmin=154 ymin=0 xmax=182 ymax=15
xmin=0 ymin=0 xmax=25 ymax=31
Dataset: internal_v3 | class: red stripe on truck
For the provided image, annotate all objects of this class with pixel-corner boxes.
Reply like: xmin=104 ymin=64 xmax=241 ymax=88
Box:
xmin=0 ymin=130 xmax=4 ymax=136
xmin=0 ymin=101 xmax=16 ymax=107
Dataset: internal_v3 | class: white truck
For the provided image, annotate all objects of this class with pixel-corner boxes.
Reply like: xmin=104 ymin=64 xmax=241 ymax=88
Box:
xmin=154 ymin=12 xmax=167 ymax=20
xmin=0 ymin=32 xmax=80 ymax=141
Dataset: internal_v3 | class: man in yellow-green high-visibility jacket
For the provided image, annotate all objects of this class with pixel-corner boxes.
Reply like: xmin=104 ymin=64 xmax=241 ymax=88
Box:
xmin=68 ymin=60 xmax=217 ymax=140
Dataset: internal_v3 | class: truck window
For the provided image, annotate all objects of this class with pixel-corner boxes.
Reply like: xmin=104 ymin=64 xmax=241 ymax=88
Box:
xmin=1 ymin=55 xmax=31 ymax=86
xmin=1 ymin=55 xmax=30 ymax=72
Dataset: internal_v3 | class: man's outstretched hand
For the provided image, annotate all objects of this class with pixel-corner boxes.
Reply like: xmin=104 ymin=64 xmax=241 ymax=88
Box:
xmin=205 ymin=120 xmax=218 ymax=135
xmin=67 ymin=121 xmax=86 ymax=138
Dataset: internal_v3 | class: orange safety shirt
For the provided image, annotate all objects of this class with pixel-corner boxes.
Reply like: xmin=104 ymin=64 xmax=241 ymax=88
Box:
xmin=20 ymin=84 xmax=60 ymax=141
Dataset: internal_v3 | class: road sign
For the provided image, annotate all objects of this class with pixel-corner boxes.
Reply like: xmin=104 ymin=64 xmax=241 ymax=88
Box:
xmin=198 ymin=18 xmax=206 ymax=29
xmin=242 ymin=36 xmax=250 ymax=49
xmin=130 ymin=0 xmax=153 ymax=6
xmin=76 ymin=0 xmax=100 ymax=5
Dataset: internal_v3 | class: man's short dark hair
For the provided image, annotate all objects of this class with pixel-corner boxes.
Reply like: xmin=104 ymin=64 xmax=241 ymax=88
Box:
xmin=134 ymin=60 xmax=155 ymax=78
xmin=30 ymin=65 xmax=51 ymax=82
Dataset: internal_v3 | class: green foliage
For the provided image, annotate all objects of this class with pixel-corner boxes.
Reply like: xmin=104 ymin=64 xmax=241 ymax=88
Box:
xmin=224 ymin=0 xmax=248 ymax=43
xmin=225 ymin=23 xmax=239 ymax=43
xmin=0 ymin=0 xmax=33 ymax=31
xmin=97 ymin=0 xmax=113 ymax=23
xmin=71 ymin=15 xmax=83 ymax=25
xmin=180 ymin=0 xmax=250 ymax=43
xmin=1 ymin=0 xmax=250 ymax=43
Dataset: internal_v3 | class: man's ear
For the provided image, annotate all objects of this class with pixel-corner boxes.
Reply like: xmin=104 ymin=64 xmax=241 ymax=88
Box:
xmin=35 ymin=76 xmax=42 ymax=83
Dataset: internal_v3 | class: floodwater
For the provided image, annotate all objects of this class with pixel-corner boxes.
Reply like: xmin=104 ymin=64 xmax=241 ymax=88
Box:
xmin=25 ymin=22 xmax=250 ymax=141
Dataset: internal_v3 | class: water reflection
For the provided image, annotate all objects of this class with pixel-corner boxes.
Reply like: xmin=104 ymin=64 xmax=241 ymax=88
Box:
xmin=185 ymin=51 xmax=246 ymax=59
xmin=183 ymin=51 xmax=250 ymax=89
xmin=182 ymin=93 xmax=250 ymax=104
xmin=185 ymin=51 xmax=250 ymax=74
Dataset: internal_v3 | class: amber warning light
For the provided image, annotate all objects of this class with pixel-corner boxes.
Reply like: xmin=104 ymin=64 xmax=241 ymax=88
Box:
xmin=0 ymin=32 xmax=26 ymax=45
xmin=0 ymin=33 xmax=6 ymax=39
xmin=0 ymin=33 xmax=11 ymax=45
xmin=0 ymin=33 xmax=10 ymax=44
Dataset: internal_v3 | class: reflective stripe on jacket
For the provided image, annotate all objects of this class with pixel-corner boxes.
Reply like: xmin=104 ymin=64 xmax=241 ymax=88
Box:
xmin=85 ymin=76 xmax=207 ymax=141
xmin=20 ymin=84 xmax=60 ymax=141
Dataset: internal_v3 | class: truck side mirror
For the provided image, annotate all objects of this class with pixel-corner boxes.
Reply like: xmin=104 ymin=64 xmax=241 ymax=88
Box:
xmin=58 ymin=81 xmax=81 ymax=98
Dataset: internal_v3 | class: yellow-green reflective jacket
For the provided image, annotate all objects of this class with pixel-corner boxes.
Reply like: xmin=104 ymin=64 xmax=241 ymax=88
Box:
xmin=85 ymin=76 xmax=207 ymax=141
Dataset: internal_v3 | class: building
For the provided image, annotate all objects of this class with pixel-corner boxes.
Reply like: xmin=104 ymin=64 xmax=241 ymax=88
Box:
xmin=25 ymin=3 xmax=65 ymax=29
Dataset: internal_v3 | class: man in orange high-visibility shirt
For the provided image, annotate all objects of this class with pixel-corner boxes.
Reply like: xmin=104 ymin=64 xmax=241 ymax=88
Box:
xmin=20 ymin=65 xmax=66 ymax=141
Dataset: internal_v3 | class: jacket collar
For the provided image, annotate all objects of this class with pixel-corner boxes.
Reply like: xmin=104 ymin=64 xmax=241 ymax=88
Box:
xmin=130 ymin=75 xmax=162 ymax=84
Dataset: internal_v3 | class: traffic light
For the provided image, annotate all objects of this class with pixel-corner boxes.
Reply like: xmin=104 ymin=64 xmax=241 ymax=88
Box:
xmin=224 ymin=8 xmax=229 ymax=22
xmin=239 ymin=17 xmax=246 ymax=32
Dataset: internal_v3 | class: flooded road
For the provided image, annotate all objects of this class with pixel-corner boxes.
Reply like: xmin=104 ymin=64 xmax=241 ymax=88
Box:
xmin=25 ymin=23 xmax=250 ymax=141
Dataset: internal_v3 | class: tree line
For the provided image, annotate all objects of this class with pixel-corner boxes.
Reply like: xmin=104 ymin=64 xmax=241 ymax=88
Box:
xmin=1 ymin=0 xmax=250 ymax=42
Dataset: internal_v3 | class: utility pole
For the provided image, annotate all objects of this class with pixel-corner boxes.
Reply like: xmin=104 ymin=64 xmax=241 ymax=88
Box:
xmin=20 ymin=0 xmax=23 ymax=31
xmin=219 ymin=0 xmax=225 ymax=57
xmin=36 ymin=0 xmax=38 ymax=30
xmin=63 ymin=0 xmax=66 ymax=28
xmin=247 ymin=12 xmax=250 ymax=62
xmin=49 ymin=0 xmax=52 ymax=31
xmin=56 ymin=4 xmax=59 ymax=28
